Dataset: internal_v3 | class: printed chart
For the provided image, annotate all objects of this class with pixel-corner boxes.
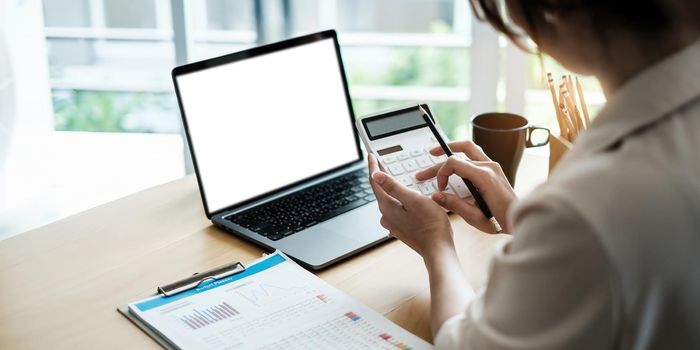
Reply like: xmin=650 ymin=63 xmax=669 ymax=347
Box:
xmin=180 ymin=302 xmax=240 ymax=330
xmin=129 ymin=253 xmax=432 ymax=350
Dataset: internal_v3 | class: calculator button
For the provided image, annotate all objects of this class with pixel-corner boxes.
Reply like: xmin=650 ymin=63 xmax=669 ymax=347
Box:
xmin=402 ymin=159 xmax=419 ymax=172
xmin=410 ymin=149 xmax=424 ymax=157
xmin=424 ymin=143 xmax=440 ymax=153
xmin=417 ymin=182 xmax=436 ymax=195
xmin=382 ymin=155 xmax=397 ymax=164
xmin=444 ymin=186 xmax=457 ymax=196
xmin=416 ymin=156 xmax=432 ymax=168
xmin=454 ymin=152 xmax=468 ymax=159
xmin=397 ymin=152 xmax=410 ymax=160
xmin=397 ymin=174 xmax=413 ymax=186
xmin=450 ymin=176 xmax=471 ymax=197
xmin=387 ymin=163 xmax=405 ymax=175
xmin=431 ymin=155 xmax=448 ymax=164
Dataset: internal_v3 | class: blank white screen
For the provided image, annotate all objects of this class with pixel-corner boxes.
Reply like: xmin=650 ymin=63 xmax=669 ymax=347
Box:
xmin=176 ymin=38 xmax=359 ymax=213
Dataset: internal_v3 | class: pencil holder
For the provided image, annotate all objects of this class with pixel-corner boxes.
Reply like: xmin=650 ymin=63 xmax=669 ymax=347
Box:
xmin=549 ymin=134 xmax=573 ymax=174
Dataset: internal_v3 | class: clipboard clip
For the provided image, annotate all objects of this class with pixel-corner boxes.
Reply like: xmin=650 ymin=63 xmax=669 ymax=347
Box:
xmin=157 ymin=261 xmax=246 ymax=297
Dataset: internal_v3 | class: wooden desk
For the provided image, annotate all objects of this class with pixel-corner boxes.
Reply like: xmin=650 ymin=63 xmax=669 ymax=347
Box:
xmin=0 ymin=153 xmax=547 ymax=349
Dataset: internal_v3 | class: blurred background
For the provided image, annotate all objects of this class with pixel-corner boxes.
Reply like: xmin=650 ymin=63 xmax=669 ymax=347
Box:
xmin=0 ymin=0 xmax=604 ymax=239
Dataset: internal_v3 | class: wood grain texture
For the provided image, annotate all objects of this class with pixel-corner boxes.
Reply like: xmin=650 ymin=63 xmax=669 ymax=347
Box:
xmin=0 ymin=154 xmax=547 ymax=349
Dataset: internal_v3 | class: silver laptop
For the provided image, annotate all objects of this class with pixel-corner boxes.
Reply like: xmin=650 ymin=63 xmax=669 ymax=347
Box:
xmin=172 ymin=30 xmax=389 ymax=269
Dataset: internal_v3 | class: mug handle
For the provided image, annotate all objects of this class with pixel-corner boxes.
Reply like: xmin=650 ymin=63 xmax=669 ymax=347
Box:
xmin=526 ymin=126 xmax=550 ymax=147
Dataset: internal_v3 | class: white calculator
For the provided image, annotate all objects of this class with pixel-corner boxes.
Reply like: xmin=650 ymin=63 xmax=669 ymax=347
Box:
xmin=356 ymin=104 xmax=472 ymax=199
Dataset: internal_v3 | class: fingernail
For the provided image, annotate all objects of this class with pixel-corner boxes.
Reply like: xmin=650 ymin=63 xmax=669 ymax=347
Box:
xmin=433 ymin=192 xmax=445 ymax=203
xmin=372 ymin=172 xmax=386 ymax=184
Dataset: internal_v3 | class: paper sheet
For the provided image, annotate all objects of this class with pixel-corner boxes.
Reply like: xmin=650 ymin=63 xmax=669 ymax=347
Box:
xmin=128 ymin=252 xmax=433 ymax=350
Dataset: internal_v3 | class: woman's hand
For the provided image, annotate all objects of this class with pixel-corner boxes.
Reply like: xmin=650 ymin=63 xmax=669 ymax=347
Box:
xmin=368 ymin=154 xmax=456 ymax=261
xmin=415 ymin=141 xmax=517 ymax=234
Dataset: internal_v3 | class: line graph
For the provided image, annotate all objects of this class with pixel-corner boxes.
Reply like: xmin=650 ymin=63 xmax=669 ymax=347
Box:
xmin=234 ymin=281 xmax=308 ymax=307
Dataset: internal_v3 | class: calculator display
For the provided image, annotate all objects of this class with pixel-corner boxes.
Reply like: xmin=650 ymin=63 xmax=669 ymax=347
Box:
xmin=364 ymin=108 xmax=426 ymax=140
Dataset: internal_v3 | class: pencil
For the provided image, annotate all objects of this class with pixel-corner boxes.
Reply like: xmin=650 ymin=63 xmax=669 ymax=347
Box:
xmin=568 ymin=74 xmax=579 ymax=108
xmin=561 ymin=82 xmax=583 ymax=131
xmin=418 ymin=105 xmax=503 ymax=233
xmin=576 ymin=77 xmax=591 ymax=127
xmin=559 ymin=83 xmax=578 ymax=137
xmin=547 ymin=73 xmax=567 ymax=138
xmin=564 ymin=75 xmax=574 ymax=102
xmin=564 ymin=76 xmax=585 ymax=130
xmin=563 ymin=88 xmax=583 ymax=131
xmin=560 ymin=102 xmax=577 ymax=140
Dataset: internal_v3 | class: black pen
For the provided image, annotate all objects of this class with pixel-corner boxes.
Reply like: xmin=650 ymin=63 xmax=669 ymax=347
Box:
xmin=419 ymin=105 xmax=503 ymax=233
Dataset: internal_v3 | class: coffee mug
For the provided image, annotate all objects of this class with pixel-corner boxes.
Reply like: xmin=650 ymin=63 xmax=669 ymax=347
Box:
xmin=471 ymin=113 xmax=550 ymax=186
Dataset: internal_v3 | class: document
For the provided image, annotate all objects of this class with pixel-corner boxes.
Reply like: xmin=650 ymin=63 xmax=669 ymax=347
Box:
xmin=128 ymin=252 xmax=433 ymax=349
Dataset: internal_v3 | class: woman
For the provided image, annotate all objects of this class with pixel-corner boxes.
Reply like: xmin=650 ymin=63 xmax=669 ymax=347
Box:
xmin=369 ymin=0 xmax=700 ymax=349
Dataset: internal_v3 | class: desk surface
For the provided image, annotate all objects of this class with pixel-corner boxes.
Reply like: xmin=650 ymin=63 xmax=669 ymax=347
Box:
xmin=0 ymin=153 xmax=547 ymax=349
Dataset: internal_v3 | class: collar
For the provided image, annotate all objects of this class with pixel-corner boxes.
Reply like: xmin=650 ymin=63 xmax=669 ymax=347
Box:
xmin=570 ymin=39 xmax=700 ymax=157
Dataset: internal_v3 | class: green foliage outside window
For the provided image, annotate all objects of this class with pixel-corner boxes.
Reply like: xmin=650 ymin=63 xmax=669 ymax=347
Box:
xmin=348 ymin=22 xmax=471 ymax=139
xmin=52 ymin=21 xmax=473 ymax=138
xmin=53 ymin=90 xmax=178 ymax=133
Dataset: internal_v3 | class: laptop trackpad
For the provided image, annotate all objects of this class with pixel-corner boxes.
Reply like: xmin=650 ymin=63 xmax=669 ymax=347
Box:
xmin=279 ymin=204 xmax=387 ymax=267
xmin=320 ymin=203 xmax=385 ymax=241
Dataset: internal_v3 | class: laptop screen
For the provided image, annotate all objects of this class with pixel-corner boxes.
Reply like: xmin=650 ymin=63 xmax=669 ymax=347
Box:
xmin=175 ymin=34 xmax=360 ymax=214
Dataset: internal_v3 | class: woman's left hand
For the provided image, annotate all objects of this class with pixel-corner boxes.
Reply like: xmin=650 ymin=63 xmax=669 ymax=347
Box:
xmin=368 ymin=154 xmax=455 ymax=260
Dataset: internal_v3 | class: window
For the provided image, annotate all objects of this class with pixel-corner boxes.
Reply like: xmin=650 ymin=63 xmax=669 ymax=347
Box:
xmin=2 ymin=0 xmax=605 ymax=240
xmin=43 ymin=0 xmax=602 ymax=140
xmin=291 ymin=0 xmax=473 ymax=140
xmin=43 ymin=0 xmax=179 ymax=133
xmin=188 ymin=0 xmax=257 ymax=60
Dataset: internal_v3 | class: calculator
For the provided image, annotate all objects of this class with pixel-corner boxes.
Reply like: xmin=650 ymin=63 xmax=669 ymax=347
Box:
xmin=356 ymin=104 xmax=472 ymax=199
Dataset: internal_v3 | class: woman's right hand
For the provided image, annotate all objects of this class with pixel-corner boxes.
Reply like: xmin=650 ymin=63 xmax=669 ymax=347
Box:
xmin=415 ymin=141 xmax=517 ymax=234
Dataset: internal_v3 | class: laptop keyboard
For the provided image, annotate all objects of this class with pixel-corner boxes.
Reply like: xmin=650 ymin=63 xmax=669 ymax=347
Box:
xmin=225 ymin=169 xmax=376 ymax=241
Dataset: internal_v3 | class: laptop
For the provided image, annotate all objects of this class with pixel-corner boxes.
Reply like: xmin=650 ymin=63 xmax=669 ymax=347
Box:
xmin=172 ymin=30 xmax=390 ymax=270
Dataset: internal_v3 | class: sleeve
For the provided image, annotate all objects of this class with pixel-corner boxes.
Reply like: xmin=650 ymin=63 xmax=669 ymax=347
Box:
xmin=433 ymin=196 xmax=617 ymax=350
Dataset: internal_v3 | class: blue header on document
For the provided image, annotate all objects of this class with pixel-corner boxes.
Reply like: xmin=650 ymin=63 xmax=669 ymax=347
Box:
xmin=135 ymin=252 xmax=287 ymax=312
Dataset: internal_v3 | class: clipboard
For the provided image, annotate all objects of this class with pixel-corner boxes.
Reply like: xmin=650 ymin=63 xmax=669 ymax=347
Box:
xmin=117 ymin=303 xmax=177 ymax=350
xmin=117 ymin=251 xmax=433 ymax=350
xmin=117 ymin=257 xmax=251 ymax=350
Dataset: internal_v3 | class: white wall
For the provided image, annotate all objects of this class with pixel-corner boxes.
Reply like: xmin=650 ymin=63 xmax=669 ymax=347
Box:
xmin=0 ymin=0 xmax=53 ymax=132
xmin=0 ymin=0 xmax=54 ymax=210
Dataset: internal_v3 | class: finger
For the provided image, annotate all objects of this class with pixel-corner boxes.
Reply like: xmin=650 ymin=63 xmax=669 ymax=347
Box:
xmin=430 ymin=141 xmax=491 ymax=161
xmin=474 ymin=160 xmax=503 ymax=173
xmin=379 ymin=216 xmax=391 ymax=230
xmin=372 ymin=174 xmax=403 ymax=216
xmin=371 ymin=171 xmax=418 ymax=207
xmin=432 ymin=192 xmax=490 ymax=225
xmin=415 ymin=163 xmax=442 ymax=181
xmin=368 ymin=153 xmax=380 ymax=174
xmin=429 ymin=146 xmax=446 ymax=157
xmin=435 ymin=156 xmax=490 ymax=191
xmin=368 ymin=155 xmax=402 ymax=213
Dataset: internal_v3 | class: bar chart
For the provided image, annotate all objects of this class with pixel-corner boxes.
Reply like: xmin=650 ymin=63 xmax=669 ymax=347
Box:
xmin=130 ymin=253 xmax=433 ymax=349
xmin=180 ymin=302 xmax=240 ymax=330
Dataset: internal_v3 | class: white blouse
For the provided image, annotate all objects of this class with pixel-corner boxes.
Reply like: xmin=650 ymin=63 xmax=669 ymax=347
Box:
xmin=434 ymin=40 xmax=700 ymax=350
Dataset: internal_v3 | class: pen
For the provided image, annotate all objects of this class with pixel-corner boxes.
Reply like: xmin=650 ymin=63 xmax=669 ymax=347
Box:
xmin=418 ymin=105 xmax=503 ymax=233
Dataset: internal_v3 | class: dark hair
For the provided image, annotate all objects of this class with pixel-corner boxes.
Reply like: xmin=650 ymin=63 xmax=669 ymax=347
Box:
xmin=469 ymin=0 xmax=671 ymax=51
